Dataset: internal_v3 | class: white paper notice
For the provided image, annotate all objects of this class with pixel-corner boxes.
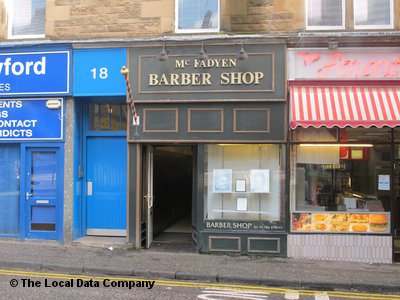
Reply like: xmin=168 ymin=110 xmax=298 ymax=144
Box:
xmin=237 ymin=197 xmax=248 ymax=211
xmin=378 ymin=175 xmax=390 ymax=191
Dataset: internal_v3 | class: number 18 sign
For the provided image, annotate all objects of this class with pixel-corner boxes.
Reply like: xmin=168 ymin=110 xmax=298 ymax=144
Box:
xmin=73 ymin=48 xmax=127 ymax=96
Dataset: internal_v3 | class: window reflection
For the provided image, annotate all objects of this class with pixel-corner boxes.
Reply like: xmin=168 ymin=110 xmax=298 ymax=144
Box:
xmin=205 ymin=144 xmax=286 ymax=222
xmin=11 ymin=0 xmax=46 ymax=37
xmin=292 ymin=143 xmax=391 ymax=212
xmin=177 ymin=0 xmax=220 ymax=32
xmin=354 ymin=0 xmax=392 ymax=28
xmin=89 ymin=103 xmax=127 ymax=131
xmin=31 ymin=152 xmax=57 ymax=198
xmin=307 ymin=0 xmax=344 ymax=28
xmin=343 ymin=128 xmax=390 ymax=143
xmin=0 ymin=144 xmax=20 ymax=235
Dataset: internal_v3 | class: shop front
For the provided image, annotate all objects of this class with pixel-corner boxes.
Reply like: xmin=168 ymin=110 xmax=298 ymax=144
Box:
xmin=126 ymin=40 xmax=288 ymax=255
xmin=72 ymin=48 xmax=128 ymax=239
xmin=287 ymin=48 xmax=400 ymax=263
xmin=0 ymin=47 xmax=70 ymax=241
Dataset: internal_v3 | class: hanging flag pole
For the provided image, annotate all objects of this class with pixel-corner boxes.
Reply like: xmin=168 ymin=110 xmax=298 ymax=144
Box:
xmin=120 ymin=66 xmax=139 ymax=126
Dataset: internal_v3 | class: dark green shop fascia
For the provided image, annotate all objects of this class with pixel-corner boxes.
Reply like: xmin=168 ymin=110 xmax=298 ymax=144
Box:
xmin=126 ymin=41 xmax=288 ymax=255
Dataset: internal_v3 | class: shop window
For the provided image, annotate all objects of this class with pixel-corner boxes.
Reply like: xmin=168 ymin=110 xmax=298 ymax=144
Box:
xmin=6 ymin=0 xmax=46 ymax=39
xmin=88 ymin=104 xmax=127 ymax=132
xmin=204 ymin=144 xmax=285 ymax=222
xmin=306 ymin=0 xmax=345 ymax=30
xmin=394 ymin=144 xmax=400 ymax=212
xmin=0 ymin=144 xmax=20 ymax=235
xmin=341 ymin=128 xmax=391 ymax=143
xmin=175 ymin=0 xmax=220 ymax=33
xmin=292 ymin=127 xmax=338 ymax=142
xmin=306 ymin=0 xmax=394 ymax=31
xmin=31 ymin=152 xmax=57 ymax=198
xmin=395 ymin=128 xmax=400 ymax=143
xmin=354 ymin=0 xmax=393 ymax=29
xmin=290 ymin=128 xmax=391 ymax=234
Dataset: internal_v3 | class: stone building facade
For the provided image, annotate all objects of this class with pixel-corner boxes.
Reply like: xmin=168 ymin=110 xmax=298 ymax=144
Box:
xmin=0 ymin=0 xmax=400 ymax=263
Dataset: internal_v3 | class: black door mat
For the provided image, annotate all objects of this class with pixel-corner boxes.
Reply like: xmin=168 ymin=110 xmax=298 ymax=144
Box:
xmin=146 ymin=232 xmax=196 ymax=253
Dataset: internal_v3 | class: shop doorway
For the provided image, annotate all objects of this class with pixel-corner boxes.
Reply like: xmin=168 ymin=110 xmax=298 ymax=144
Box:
xmin=22 ymin=145 xmax=64 ymax=240
xmin=86 ymin=136 xmax=126 ymax=236
xmin=82 ymin=102 xmax=127 ymax=237
xmin=143 ymin=145 xmax=195 ymax=251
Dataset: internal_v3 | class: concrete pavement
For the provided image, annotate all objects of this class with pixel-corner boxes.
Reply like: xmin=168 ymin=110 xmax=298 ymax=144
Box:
xmin=0 ymin=239 xmax=399 ymax=293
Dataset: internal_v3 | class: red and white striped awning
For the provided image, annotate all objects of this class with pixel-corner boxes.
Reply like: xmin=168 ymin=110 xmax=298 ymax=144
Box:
xmin=290 ymin=86 xmax=400 ymax=129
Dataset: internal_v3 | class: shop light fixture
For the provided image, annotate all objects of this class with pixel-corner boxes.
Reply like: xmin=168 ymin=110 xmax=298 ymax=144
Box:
xmin=157 ymin=42 xmax=169 ymax=61
xmin=365 ymin=132 xmax=388 ymax=136
xmin=237 ymin=43 xmax=248 ymax=60
xmin=156 ymin=41 xmax=249 ymax=62
xmin=197 ymin=42 xmax=209 ymax=61
xmin=299 ymin=144 xmax=373 ymax=147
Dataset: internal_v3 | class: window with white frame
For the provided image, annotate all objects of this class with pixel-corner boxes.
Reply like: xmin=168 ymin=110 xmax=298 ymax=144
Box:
xmin=306 ymin=0 xmax=345 ymax=30
xmin=354 ymin=0 xmax=393 ymax=29
xmin=175 ymin=0 xmax=220 ymax=33
xmin=7 ymin=0 xmax=46 ymax=39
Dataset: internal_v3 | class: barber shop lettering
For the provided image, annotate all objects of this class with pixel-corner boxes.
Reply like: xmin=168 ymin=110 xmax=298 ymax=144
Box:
xmin=205 ymin=220 xmax=284 ymax=231
xmin=148 ymin=58 xmax=265 ymax=87
xmin=205 ymin=221 xmax=253 ymax=229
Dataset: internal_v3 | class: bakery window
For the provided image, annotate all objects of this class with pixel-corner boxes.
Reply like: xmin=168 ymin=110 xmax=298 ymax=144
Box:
xmin=204 ymin=144 xmax=285 ymax=226
xmin=290 ymin=127 xmax=391 ymax=234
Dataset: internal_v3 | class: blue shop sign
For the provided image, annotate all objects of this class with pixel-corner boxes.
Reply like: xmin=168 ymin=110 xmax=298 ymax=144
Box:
xmin=0 ymin=51 xmax=70 ymax=96
xmin=0 ymin=98 xmax=63 ymax=140
xmin=73 ymin=48 xmax=127 ymax=96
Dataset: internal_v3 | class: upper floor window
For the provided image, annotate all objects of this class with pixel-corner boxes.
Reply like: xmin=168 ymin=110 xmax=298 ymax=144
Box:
xmin=306 ymin=0 xmax=345 ymax=30
xmin=306 ymin=0 xmax=394 ymax=31
xmin=7 ymin=0 xmax=46 ymax=39
xmin=175 ymin=0 xmax=220 ymax=33
xmin=354 ymin=0 xmax=393 ymax=29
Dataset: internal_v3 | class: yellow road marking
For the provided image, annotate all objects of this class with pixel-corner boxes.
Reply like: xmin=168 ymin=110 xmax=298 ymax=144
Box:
xmin=0 ymin=269 xmax=398 ymax=299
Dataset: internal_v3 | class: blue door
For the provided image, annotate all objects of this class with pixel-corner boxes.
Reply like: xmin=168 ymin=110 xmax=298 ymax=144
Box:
xmin=24 ymin=147 xmax=63 ymax=240
xmin=86 ymin=137 xmax=126 ymax=236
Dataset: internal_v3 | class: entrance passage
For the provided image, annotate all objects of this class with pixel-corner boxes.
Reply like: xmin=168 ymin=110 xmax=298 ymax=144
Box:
xmin=146 ymin=146 xmax=194 ymax=252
